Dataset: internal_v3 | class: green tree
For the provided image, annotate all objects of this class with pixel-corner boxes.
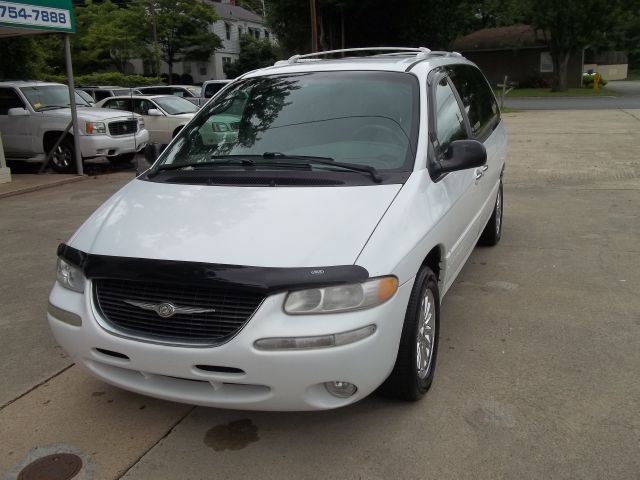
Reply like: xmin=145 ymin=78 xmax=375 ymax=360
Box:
xmin=146 ymin=0 xmax=222 ymax=82
xmin=224 ymin=34 xmax=280 ymax=78
xmin=0 ymin=37 xmax=47 ymax=79
xmin=73 ymin=0 xmax=146 ymax=74
xmin=522 ymin=0 xmax=623 ymax=91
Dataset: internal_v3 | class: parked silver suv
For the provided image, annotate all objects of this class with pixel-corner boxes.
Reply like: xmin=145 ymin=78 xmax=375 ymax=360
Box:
xmin=0 ymin=82 xmax=149 ymax=173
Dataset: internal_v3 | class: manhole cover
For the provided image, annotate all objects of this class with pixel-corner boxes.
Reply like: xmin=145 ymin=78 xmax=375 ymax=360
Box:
xmin=17 ymin=453 xmax=82 ymax=480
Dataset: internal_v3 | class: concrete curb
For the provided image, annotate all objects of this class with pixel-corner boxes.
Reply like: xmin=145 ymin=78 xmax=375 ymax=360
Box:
xmin=0 ymin=175 xmax=88 ymax=200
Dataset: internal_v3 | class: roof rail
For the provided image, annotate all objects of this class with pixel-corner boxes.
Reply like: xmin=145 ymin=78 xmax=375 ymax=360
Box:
xmin=274 ymin=47 xmax=433 ymax=66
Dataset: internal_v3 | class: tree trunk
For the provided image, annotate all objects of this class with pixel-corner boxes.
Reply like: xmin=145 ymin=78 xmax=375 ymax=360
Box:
xmin=168 ymin=60 xmax=173 ymax=84
xmin=551 ymin=50 xmax=571 ymax=92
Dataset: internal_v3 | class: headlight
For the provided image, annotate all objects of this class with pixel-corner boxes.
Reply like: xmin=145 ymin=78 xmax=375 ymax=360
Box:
xmin=56 ymin=258 xmax=86 ymax=293
xmin=284 ymin=276 xmax=398 ymax=314
xmin=85 ymin=121 xmax=106 ymax=134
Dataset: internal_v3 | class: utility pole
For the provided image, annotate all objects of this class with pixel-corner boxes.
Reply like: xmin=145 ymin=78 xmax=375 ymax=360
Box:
xmin=310 ymin=0 xmax=318 ymax=52
xmin=150 ymin=0 xmax=161 ymax=78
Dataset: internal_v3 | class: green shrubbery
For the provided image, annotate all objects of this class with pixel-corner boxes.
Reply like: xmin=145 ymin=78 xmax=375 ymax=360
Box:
xmin=42 ymin=72 xmax=162 ymax=87
xmin=582 ymin=73 xmax=608 ymax=87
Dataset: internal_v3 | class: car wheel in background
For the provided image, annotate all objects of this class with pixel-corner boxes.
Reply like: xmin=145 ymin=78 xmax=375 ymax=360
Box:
xmin=380 ymin=265 xmax=440 ymax=401
xmin=479 ymin=178 xmax=503 ymax=246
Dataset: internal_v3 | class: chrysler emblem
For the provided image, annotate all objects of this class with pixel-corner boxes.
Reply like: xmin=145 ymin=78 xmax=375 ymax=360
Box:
xmin=124 ymin=300 xmax=215 ymax=318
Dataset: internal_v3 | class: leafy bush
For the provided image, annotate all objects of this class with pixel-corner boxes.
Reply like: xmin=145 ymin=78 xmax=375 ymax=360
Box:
xmin=42 ymin=72 xmax=161 ymax=87
xmin=582 ymin=73 xmax=608 ymax=87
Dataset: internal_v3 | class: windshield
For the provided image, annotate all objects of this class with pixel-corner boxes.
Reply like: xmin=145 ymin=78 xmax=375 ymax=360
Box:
xmin=157 ymin=71 xmax=418 ymax=172
xmin=185 ymin=86 xmax=202 ymax=97
xmin=20 ymin=85 xmax=90 ymax=110
xmin=155 ymin=96 xmax=198 ymax=115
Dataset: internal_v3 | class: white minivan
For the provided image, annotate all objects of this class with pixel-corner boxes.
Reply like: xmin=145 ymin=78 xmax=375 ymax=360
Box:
xmin=48 ymin=48 xmax=506 ymax=411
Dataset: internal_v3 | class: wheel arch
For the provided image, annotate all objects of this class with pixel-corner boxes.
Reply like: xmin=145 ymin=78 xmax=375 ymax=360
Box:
xmin=420 ymin=244 xmax=445 ymax=286
xmin=43 ymin=130 xmax=73 ymax=152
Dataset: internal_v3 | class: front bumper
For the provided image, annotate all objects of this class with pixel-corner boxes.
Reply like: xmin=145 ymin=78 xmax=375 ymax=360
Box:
xmin=79 ymin=129 xmax=149 ymax=159
xmin=48 ymin=279 xmax=413 ymax=411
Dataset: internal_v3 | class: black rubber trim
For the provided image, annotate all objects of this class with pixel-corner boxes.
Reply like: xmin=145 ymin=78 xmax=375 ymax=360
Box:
xmin=57 ymin=244 xmax=369 ymax=293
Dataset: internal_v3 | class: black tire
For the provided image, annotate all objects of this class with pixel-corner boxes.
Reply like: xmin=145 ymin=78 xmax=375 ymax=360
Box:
xmin=479 ymin=178 xmax=503 ymax=246
xmin=49 ymin=138 xmax=77 ymax=174
xmin=108 ymin=152 xmax=136 ymax=165
xmin=380 ymin=266 xmax=440 ymax=401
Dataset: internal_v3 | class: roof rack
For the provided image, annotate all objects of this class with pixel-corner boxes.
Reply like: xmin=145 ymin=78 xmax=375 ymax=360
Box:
xmin=273 ymin=47 xmax=456 ymax=66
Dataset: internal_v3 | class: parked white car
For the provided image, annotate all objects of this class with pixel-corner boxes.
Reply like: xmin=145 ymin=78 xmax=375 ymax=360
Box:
xmin=137 ymin=85 xmax=204 ymax=106
xmin=96 ymin=95 xmax=198 ymax=145
xmin=0 ymin=81 xmax=148 ymax=173
xmin=48 ymin=48 xmax=506 ymax=410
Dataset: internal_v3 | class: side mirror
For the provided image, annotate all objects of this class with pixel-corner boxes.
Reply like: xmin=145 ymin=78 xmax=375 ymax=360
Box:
xmin=8 ymin=107 xmax=29 ymax=117
xmin=436 ymin=139 xmax=486 ymax=175
xmin=147 ymin=109 xmax=162 ymax=116
xmin=144 ymin=143 xmax=168 ymax=164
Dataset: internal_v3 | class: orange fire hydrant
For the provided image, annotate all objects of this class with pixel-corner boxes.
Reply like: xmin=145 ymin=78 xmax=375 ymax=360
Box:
xmin=593 ymin=72 xmax=601 ymax=91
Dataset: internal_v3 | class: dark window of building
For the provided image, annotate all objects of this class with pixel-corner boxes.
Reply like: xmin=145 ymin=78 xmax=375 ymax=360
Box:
xmin=225 ymin=22 xmax=231 ymax=40
xmin=446 ymin=64 xmax=499 ymax=141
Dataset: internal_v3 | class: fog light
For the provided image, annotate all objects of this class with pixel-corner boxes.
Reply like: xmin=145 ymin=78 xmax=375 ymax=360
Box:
xmin=324 ymin=381 xmax=357 ymax=398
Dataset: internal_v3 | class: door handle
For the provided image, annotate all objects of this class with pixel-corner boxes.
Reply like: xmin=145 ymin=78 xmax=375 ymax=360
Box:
xmin=474 ymin=165 xmax=489 ymax=180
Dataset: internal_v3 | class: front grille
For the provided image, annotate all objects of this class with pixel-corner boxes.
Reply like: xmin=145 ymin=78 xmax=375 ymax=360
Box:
xmin=94 ymin=279 xmax=264 ymax=345
xmin=108 ymin=120 xmax=138 ymax=136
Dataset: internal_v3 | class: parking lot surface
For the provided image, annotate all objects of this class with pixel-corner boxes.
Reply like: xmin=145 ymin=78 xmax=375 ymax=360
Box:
xmin=1 ymin=110 xmax=639 ymax=479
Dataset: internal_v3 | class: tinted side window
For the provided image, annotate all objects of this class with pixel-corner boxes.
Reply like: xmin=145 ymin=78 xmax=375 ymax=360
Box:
xmin=94 ymin=90 xmax=112 ymax=101
xmin=434 ymin=77 xmax=467 ymax=153
xmin=204 ymin=83 xmax=225 ymax=98
xmin=171 ymin=88 xmax=187 ymax=97
xmin=447 ymin=65 xmax=499 ymax=140
xmin=0 ymin=88 xmax=25 ymax=114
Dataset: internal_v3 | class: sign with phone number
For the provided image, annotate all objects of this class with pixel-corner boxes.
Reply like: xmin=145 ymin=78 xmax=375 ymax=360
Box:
xmin=0 ymin=0 xmax=73 ymax=32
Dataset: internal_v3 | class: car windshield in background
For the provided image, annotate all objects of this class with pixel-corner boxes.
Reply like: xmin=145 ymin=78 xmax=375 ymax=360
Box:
xmin=20 ymin=85 xmax=90 ymax=111
xmin=155 ymin=96 xmax=199 ymax=115
xmin=185 ymin=86 xmax=202 ymax=97
xmin=159 ymin=71 xmax=418 ymax=172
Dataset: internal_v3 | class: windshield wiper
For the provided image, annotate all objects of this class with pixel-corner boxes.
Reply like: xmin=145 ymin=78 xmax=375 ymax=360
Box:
xmin=37 ymin=105 xmax=67 ymax=111
xmin=148 ymin=156 xmax=257 ymax=177
xmin=262 ymin=152 xmax=382 ymax=183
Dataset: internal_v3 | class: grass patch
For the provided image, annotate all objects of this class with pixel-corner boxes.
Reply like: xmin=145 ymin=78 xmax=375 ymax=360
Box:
xmin=496 ymin=87 xmax=616 ymax=98
xmin=500 ymin=107 xmax=520 ymax=113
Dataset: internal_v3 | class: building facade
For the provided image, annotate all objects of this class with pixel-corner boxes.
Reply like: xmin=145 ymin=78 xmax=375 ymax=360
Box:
xmin=131 ymin=0 xmax=275 ymax=84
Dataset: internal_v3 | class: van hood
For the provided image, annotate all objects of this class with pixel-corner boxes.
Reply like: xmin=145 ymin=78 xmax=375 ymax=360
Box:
xmin=69 ymin=179 xmax=402 ymax=268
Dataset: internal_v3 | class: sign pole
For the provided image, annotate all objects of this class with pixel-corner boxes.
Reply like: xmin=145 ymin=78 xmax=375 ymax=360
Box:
xmin=64 ymin=33 xmax=83 ymax=175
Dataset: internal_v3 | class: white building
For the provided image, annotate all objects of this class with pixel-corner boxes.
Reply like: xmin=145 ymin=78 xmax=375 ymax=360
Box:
xmin=131 ymin=0 xmax=275 ymax=83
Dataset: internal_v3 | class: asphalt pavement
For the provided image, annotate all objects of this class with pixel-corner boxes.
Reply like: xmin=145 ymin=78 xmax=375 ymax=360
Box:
xmin=1 ymin=110 xmax=639 ymax=479
xmin=504 ymin=79 xmax=640 ymax=110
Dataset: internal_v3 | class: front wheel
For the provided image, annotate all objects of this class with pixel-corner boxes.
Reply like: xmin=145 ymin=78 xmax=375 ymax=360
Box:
xmin=380 ymin=266 xmax=440 ymax=401
xmin=479 ymin=178 xmax=503 ymax=246
xmin=49 ymin=138 xmax=77 ymax=174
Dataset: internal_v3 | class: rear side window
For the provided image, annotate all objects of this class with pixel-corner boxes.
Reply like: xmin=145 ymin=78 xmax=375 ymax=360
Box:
xmin=447 ymin=64 xmax=499 ymax=141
